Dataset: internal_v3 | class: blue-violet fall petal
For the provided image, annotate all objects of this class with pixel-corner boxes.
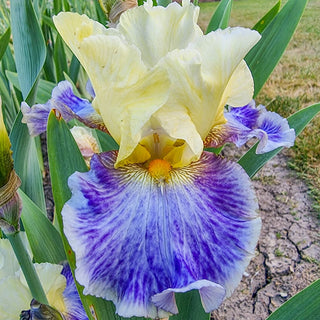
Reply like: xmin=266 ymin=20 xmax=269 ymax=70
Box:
xmin=21 ymin=81 xmax=106 ymax=136
xmin=61 ymin=263 xmax=88 ymax=320
xmin=206 ymin=100 xmax=295 ymax=153
xmin=62 ymin=151 xmax=261 ymax=318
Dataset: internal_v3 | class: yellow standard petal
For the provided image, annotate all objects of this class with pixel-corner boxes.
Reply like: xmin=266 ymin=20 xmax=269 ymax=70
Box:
xmin=117 ymin=0 xmax=203 ymax=67
xmin=188 ymin=27 xmax=261 ymax=137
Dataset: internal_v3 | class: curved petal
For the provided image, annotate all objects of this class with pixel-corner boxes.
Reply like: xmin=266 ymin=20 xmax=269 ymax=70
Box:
xmin=21 ymin=81 xmax=106 ymax=136
xmin=62 ymin=151 xmax=260 ymax=318
xmin=205 ymin=101 xmax=296 ymax=153
xmin=118 ymin=0 xmax=202 ymax=67
xmin=151 ymin=105 xmax=203 ymax=168
xmin=0 ymin=276 xmax=32 ymax=320
xmin=61 ymin=264 xmax=88 ymax=320
xmin=95 ymin=66 xmax=170 ymax=167
xmin=187 ymin=27 xmax=261 ymax=137
xmin=53 ymin=12 xmax=147 ymax=94
xmin=158 ymin=27 xmax=260 ymax=141
xmin=254 ymin=106 xmax=295 ymax=153
xmin=18 ymin=263 xmax=67 ymax=313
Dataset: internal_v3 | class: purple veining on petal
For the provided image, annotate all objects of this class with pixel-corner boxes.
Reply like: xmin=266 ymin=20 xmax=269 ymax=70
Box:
xmin=85 ymin=79 xmax=95 ymax=98
xmin=21 ymin=81 xmax=106 ymax=136
xmin=61 ymin=263 xmax=88 ymax=320
xmin=21 ymin=101 xmax=53 ymax=137
xmin=62 ymin=151 xmax=260 ymax=318
xmin=206 ymin=100 xmax=295 ymax=153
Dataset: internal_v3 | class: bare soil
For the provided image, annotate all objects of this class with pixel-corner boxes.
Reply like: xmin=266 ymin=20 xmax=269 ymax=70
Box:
xmin=212 ymin=148 xmax=320 ymax=320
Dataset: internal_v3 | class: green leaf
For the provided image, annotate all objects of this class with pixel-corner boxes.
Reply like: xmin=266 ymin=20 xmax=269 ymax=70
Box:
xmin=252 ymin=0 xmax=281 ymax=34
xmin=69 ymin=55 xmax=81 ymax=84
xmin=0 ymin=27 xmax=11 ymax=61
xmin=47 ymin=111 xmax=119 ymax=320
xmin=206 ymin=0 xmax=232 ymax=33
xmin=266 ymin=279 xmax=320 ymax=320
xmin=19 ymin=189 xmax=66 ymax=264
xmin=95 ymin=129 xmax=119 ymax=152
xmin=10 ymin=112 xmax=46 ymax=211
xmin=6 ymin=71 xmax=55 ymax=104
xmin=170 ymin=290 xmax=210 ymax=320
xmin=10 ymin=0 xmax=46 ymax=99
xmin=238 ymin=103 xmax=320 ymax=178
xmin=54 ymin=35 xmax=68 ymax=82
xmin=54 ymin=0 xmax=63 ymax=14
xmin=158 ymin=0 xmax=171 ymax=7
xmin=246 ymin=0 xmax=308 ymax=97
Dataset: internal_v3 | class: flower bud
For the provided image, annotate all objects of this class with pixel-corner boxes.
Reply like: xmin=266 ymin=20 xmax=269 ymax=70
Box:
xmin=99 ymin=0 xmax=138 ymax=27
xmin=0 ymin=97 xmax=22 ymax=234
xmin=70 ymin=126 xmax=99 ymax=167
xmin=20 ymin=299 xmax=64 ymax=320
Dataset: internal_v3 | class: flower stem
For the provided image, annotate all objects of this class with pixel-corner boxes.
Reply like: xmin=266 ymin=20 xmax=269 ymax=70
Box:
xmin=7 ymin=231 xmax=49 ymax=305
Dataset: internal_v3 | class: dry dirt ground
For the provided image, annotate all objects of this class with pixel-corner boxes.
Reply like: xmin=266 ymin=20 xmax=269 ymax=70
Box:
xmin=212 ymin=148 xmax=320 ymax=320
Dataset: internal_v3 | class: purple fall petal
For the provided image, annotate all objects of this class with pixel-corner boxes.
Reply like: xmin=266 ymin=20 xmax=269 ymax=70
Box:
xmin=61 ymin=263 xmax=88 ymax=320
xmin=62 ymin=151 xmax=260 ymax=318
xmin=206 ymin=101 xmax=295 ymax=153
xmin=21 ymin=81 xmax=106 ymax=136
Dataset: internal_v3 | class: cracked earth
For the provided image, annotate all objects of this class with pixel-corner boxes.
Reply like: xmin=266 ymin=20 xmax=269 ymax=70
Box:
xmin=211 ymin=149 xmax=320 ymax=320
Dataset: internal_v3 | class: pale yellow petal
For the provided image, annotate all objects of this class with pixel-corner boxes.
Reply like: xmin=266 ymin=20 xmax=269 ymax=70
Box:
xmin=94 ymin=67 xmax=170 ymax=167
xmin=190 ymin=27 xmax=260 ymax=86
xmin=152 ymin=105 xmax=203 ymax=167
xmin=117 ymin=0 xmax=202 ymax=67
xmin=158 ymin=48 xmax=214 ymax=140
xmin=53 ymin=12 xmax=109 ymax=56
xmin=222 ymin=60 xmax=255 ymax=107
xmin=158 ymin=28 xmax=260 ymax=140
xmin=54 ymin=13 xmax=147 ymax=100
xmin=0 ymin=276 xmax=32 ymax=320
xmin=18 ymin=263 xmax=67 ymax=313
xmin=0 ymin=233 xmax=32 ymax=279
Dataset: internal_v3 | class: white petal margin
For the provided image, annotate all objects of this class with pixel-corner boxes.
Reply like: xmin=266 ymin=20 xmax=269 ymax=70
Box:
xmin=152 ymin=280 xmax=226 ymax=313
xmin=62 ymin=151 xmax=261 ymax=318
xmin=117 ymin=0 xmax=203 ymax=67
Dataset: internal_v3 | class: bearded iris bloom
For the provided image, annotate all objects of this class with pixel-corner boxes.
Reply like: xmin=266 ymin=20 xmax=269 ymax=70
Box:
xmin=21 ymin=0 xmax=295 ymax=318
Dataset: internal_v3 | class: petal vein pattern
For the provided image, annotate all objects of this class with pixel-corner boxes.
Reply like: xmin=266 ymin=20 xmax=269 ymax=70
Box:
xmin=205 ymin=101 xmax=296 ymax=152
xmin=62 ymin=151 xmax=261 ymax=318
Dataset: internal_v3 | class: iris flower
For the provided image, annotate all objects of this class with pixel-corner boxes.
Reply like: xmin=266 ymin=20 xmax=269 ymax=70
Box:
xmin=0 ymin=234 xmax=88 ymax=320
xmin=22 ymin=0 xmax=295 ymax=318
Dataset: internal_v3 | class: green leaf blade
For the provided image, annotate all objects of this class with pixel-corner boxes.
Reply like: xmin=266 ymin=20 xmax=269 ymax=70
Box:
xmin=206 ymin=0 xmax=232 ymax=33
xmin=10 ymin=112 xmax=46 ymax=212
xmin=266 ymin=279 xmax=320 ymax=320
xmin=246 ymin=0 xmax=308 ymax=97
xmin=10 ymin=0 xmax=46 ymax=99
xmin=252 ymin=0 xmax=281 ymax=34
xmin=19 ymin=189 xmax=66 ymax=264
xmin=170 ymin=291 xmax=210 ymax=320
xmin=0 ymin=27 xmax=11 ymax=61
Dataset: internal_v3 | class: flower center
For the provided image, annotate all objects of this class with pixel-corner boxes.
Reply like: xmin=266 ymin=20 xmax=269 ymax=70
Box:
xmin=148 ymin=159 xmax=171 ymax=182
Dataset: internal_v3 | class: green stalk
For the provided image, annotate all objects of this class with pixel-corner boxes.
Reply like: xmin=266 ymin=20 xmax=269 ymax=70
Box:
xmin=6 ymin=231 xmax=48 ymax=305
